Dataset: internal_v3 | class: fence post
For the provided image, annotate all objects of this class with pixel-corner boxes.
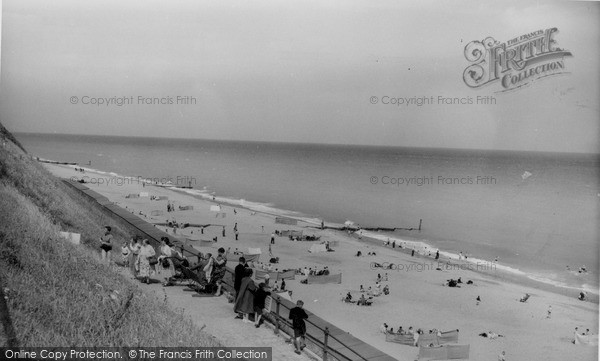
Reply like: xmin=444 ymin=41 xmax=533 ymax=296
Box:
xmin=323 ymin=326 xmax=329 ymax=361
xmin=274 ymin=298 xmax=280 ymax=334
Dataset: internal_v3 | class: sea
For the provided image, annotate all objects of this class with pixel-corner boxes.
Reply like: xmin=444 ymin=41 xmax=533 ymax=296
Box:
xmin=14 ymin=133 xmax=600 ymax=294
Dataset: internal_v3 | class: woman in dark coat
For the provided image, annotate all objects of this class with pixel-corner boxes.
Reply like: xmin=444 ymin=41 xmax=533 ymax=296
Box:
xmin=234 ymin=268 xmax=256 ymax=323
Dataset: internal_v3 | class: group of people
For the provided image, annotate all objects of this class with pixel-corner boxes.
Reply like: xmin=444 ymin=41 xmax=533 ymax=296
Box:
xmin=103 ymin=224 xmax=230 ymax=291
xmin=566 ymin=265 xmax=588 ymax=274
xmin=359 ymin=282 xmax=389 ymax=297
xmin=112 ymin=230 xmax=160 ymax=284
xmin=296 ymin=266 xmax=330 ymax=276
xmin=376 ymin=273 xmax=388 ymax=282
xmin=344 ymin=292 xmax=372 ymax=306
xmin=445 ymin=277 xmax=473 ymax=287
xmin=355 ymin=250 xmax=378 ymax=256
xmin=380 ymin=323 xmax=418 ymax=336
xmin=232 ymin=257 xmax=308 ymax=354
xmin=233 ymin=258 xmax=271 ymax=327
xmin=100 ymin=225 xmax=168 ymax=284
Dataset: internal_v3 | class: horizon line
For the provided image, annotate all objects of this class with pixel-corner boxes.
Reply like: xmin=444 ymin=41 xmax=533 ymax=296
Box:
xmin=12 ymin=130 xmax=600 ymax=157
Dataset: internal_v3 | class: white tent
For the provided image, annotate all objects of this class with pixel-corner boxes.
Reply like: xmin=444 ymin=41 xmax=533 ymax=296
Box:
xmin=210 ymin=205 xmax=221 ymax=212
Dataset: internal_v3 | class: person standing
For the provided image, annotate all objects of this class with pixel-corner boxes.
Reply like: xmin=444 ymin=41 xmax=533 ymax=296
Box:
xmin=159 ymin=237 xmax=173 ymax=276
xmin=203 ymin=253 xmax=215 ymax=283
xmin=212 ymin=248 xmax=228 ymax=295
xmin=254 ymin=282 xmax=271 ymax=328
xmin=120 ymin=243 xmax=130 ymax=266
xmin=100 ymin=226 xmax=113 ymax=263
xmin=128 ymin=237 xmax=141 ymax=277
xmin=234 ymin=268 xmax=256 ymax=323
xmin=138 ymin=239 xmax=156 ymax=284
xmin=289 ymin=300 xmax=309 ymax=354
xmin=234 ymin=257 xmax=248 ymax=318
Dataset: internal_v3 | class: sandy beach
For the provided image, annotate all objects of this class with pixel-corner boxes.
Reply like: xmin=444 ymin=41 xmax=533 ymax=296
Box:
xmin=46 ymin=164 xmax=598 ymax=361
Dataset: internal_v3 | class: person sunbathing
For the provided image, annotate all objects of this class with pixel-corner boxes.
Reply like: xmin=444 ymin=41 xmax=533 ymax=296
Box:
xmin=479 ymin=331 xmax=504 ymax=339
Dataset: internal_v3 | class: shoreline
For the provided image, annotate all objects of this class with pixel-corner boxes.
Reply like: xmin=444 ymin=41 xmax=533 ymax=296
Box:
xmin=58 ymin=159 xmax=598 ymax=300
xmin=43 ymin=162 xmax=598 ymax=361
xmin=136 ymin=171 xmax=600 ymax=301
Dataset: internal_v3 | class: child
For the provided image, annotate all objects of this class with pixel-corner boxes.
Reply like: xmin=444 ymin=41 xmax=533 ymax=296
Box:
xmin=289 ymin=300 xmax=308 ymax=354
xmin=121 ymin=243 xmax=130 ymax=266
xmin=254 ymin=283 xmax=271 ymax=328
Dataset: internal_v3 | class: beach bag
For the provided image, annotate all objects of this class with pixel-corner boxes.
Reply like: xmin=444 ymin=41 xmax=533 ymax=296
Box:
xmin=148 ymin=255 xmax=158 ymax=265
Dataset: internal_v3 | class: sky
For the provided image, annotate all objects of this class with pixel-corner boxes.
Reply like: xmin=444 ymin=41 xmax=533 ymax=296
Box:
xmin=0 ymin=0 xmax=599 ymax=153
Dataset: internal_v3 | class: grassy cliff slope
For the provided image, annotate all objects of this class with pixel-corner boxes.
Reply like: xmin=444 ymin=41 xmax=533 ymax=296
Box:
xmin=0 ymin=124 xmax=218 ymax=347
